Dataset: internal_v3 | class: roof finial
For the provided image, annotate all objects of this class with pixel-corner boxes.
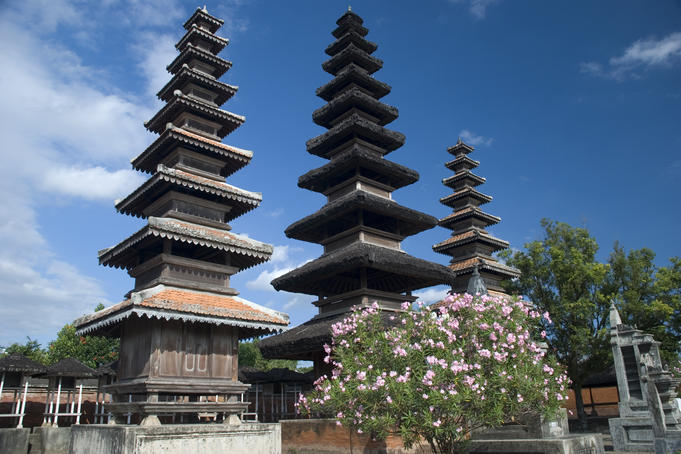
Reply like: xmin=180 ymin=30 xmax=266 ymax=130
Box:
xmin=203 ymin=5 xmax=207 ymax=11
xmin=348 ymin=5 xmax=352 ymax=11
xmin=457 ymin=136 xmax=463 ymax=144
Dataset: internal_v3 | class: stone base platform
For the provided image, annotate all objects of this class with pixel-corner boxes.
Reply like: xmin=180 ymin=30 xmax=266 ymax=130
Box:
xmin=609 ymin=416 xmax=681 ymax=452
xmin=280 ymin=419 xmax=604 ymax=454
xmin=468 ymin=434 xmax=604 ymax=454
xmin=70 ymin=423 xmax=281 ymax=454
xmin=0 ymin=428 xmax=30 ymax=454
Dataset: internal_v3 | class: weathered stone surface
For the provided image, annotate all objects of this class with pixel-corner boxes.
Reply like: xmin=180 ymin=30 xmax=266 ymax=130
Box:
xmin=475 ymin=409 xmax=570 ymax=440
xmin=69 ymin=423 xmax=281 ymax=454
xmin=35 ymin=427 xmax=72 ymax=454
xmin=468 ymin=434 xmax=604 ymax=454
xmin=608 ymin=304 xmax=681 ymax=452
xmin=0 ymin=428 xmax=30 ymax=454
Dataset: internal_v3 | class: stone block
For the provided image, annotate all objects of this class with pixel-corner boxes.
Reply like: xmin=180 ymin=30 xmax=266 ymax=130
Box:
xmin=34 ymin=427 xmax=72 ymax=454
xmin=468 ymin=434 xmax=604 ymax=454
xmin=69 ymin=423 xmax=281 ymax=454
xmin=0 ymin=428 xmax=30 ymax=454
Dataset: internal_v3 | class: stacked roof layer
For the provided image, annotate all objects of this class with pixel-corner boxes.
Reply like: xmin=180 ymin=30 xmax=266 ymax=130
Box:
xmin=77 ymin=7 xmax=284 ymax=335
xmin=433 ymin=139 xmax=520 ymax=294
xmin=261 ymin=9 xmax=456 ymax=362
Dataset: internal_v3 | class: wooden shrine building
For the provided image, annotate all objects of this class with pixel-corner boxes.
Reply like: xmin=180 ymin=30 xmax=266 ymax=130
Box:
xmin=259 ymin=9 xmax=457 ymax=375
xmin=74 ymin=7 xmax=289 ymax=425
xmin=432 ymin=139 xmax=520 ymax=295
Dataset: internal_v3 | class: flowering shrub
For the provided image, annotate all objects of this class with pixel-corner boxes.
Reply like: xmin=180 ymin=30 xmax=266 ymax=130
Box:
xmin=298 ymin=293 xmax=569 ymax=454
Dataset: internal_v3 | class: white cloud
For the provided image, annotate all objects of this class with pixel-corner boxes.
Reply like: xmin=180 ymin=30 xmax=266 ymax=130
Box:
xmin=270 ymin=245 xmax=290 ymax=263
xmin=0 ymin=2 xmax=186 ymax=345
xmin=283 ymin=295 xmax=307 ymax=311
xmin=133 ymin=33 xmax=179 ymax=100
xmin=414 ymin=286 xmax=450 ymax=304
xmin=43 ymin=166 xmax=144 ymax=200
xmin=581 ymin=31 xmax=681 ymax=80
xmin=459 ymin=129 xmax=494 ymax=147
xmin=449 ymin=0 xmax=498 ymax=19
xmin=246 ymin=266 xmax=294 ymax=292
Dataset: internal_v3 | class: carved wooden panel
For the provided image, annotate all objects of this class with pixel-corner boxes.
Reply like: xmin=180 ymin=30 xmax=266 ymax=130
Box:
xmin=159 ymin=320 xmax=183 ymax=377
xmin=183 ymin=323 xmax=209 ymax=377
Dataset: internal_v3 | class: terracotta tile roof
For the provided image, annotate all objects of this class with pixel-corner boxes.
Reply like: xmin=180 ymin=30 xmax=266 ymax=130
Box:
xmin=448 ymin=257 xmax=520 ymax=276
xmin=445 ymin=155 xmax=479 ymax=169
xmin=74 ymin=287 xmax=289 ymax=335
xmin=435 ymin=230 xmax=476 ymax=248
xmin=172 ymin=127 xmax=252 ymax=158
xmin=440 ymin=187 xmax=492 ymax=205
xmin=139 ymin=289 xmax=287 ymax=325
xmin=439 ymin=207 xmax=500 ymax=225
xmin=442 ymin=170 xmax=485 ymax=187
xmin=99 ymin=217 xmax=273 ymax=270
xmin=433 ymin=230 xmax=509 ymax=252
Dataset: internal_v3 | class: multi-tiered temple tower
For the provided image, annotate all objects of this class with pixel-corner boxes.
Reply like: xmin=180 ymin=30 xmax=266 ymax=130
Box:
xmin=259 ymin=9 xmax=456 ymax=374
xmin=75 ymin=7 xmax=288 ymax=425
xmin=432 ymin=139 xmax=520 ymax=295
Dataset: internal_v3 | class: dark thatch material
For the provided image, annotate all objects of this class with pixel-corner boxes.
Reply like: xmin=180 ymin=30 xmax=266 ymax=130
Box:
xmin=42 ymin=358 xmax=96 ymax=378
xmin=285 ymin=190 xmax=437 ymax=243
xmin=0 ymin=354 xmax=47 ymax=374
xmin=316 ymin=64 xmax=391 ymax=102
xmin=298 ymin=144 xmax=418 ymax=193
xmin=95 ymin=360 xmax=118 ymax=377
xmin=313 ymin=87 xmax=397 ymax=128
xmin=323 ymin=43 xmax=383 ymax=75
xmin=326 ymin=30 xmax=377 ymax=56
xmin=259 ymin=312 xmax=402 ymax=360
xmin=332 ymin=10 xmax=368 ymax=39
xmin=238 ymin=367 xmax=314 ymax=384
xmin=306 ymin=113 xmax=405 ymax=158
xmin=271 ymin=242 xmax=457 ymax=296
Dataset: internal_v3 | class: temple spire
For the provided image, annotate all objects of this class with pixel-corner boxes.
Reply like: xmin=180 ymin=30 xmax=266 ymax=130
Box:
xmin=74 ymin=8 xmax=287 ymax=424
xmin=432 ymin=140 xmax=520 ymax=295
xmin=260 ymin=9 xmax=456 ymax=375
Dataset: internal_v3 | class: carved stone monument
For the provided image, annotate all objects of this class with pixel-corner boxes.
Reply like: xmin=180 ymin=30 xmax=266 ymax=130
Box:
xmin=608 ymin=303 xmax=681 ymax=452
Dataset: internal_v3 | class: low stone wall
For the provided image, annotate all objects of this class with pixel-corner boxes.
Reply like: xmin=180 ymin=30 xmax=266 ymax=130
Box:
xmin=280 ymin=419 xmax=431 ymax=454
xmin=70 ymin=423 xmax=281 ymax=454
xmin=0 ymin=428 xmax=30 ymax=454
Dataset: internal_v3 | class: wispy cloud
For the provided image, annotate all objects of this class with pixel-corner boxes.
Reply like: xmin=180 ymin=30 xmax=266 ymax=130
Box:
xmin=414 ymin=286 xmax=450 ymax=305
xmin=459 ymin=129 xmax=494 ymax=147
xmin=580 ymin=31 xmax=681 ymax=80
xmin=449 ymin=0 xmax=498 ymax=20
xmin=0 ymin=1 xmax=187 ymax=345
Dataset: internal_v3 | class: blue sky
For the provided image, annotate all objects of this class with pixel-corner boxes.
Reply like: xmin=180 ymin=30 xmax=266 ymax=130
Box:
xmin=0 ymin=0 xmax=679 ymax=347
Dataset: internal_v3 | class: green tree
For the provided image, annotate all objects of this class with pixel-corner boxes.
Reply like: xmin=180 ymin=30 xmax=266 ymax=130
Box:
xmin=602 ymin=243 xmax=680 ymax=364
xmin=502 ymin=219 xmax=681 ymax=429
xmin=1 ymin=337 xmax=48 ymax=364
xmin=238 ymin=339 xmax=297 ymax=371
xmin=47 ymin=324 xmax=119 ymax=369
xmin=500 ymin=219 xmax=609 ymax=430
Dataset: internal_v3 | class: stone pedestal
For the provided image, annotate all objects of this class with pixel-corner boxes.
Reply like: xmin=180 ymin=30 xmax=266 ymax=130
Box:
xmin=470 ymin=409 xmax=604 ymax=454
xmin=69 ymin=423 xmax=281 ymax=454
xmin=0 ymin=428 xmax=30 ymax=454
